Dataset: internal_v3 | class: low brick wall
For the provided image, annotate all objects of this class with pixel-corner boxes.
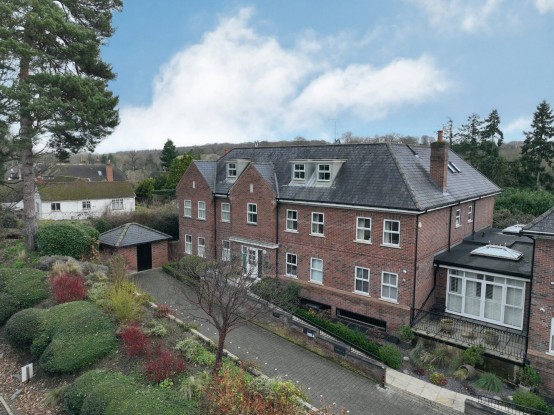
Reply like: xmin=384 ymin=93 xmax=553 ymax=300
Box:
xmin=255 ymin=297 xmax=386 ymax=386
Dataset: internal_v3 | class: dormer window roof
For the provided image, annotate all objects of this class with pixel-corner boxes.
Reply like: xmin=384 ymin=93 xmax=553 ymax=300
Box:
xmin=471 ymin=244 xmax=523 ymax=261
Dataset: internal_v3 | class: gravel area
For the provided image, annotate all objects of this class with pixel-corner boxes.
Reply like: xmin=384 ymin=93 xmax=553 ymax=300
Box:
xmin=0 ymin=331 xmax=62 ymax=415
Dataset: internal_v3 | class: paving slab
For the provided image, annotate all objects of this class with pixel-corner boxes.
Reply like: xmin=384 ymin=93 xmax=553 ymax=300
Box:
xmin=134 ymin=269 xmax=462 ymax=415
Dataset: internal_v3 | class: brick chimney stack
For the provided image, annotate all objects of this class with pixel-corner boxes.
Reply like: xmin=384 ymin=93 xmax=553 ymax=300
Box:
xmin=430 ymin=130 xmax=448 ymax=192
xmin=106 ymin=160 xmax=114 ymax=182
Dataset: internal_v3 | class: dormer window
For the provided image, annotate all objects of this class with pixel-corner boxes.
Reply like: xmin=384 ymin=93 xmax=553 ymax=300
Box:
xmin=318 ymin=164 xmax=331 ymax=181
xmin=227 ymin=163 xmax=237 ymax=178
xmin=293 ymin=164 xmax=305 ymax=180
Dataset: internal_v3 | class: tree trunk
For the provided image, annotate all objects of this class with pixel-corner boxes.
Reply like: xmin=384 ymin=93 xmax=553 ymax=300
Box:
xmin=21 ymin=145 xmax=36 ymax=250
xmin=20 ymin=21 xmax=36 ymax=251
xmin=213 ymin=330 xmax=227 ymax=376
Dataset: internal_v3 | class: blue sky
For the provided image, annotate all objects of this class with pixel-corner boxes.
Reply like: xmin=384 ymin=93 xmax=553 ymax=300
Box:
xmin=98 ymin=0 xmax=554 ymax=152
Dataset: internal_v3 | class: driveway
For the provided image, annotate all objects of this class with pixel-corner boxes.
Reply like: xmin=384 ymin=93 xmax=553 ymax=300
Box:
xmin=133 ymin=269 xmax=459 ymax=415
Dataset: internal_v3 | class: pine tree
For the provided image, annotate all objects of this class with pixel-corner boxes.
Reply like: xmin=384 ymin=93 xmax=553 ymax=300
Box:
xmin=478 ymin=109 xmax=504 ymax=181
xmin=454 ymin=113 xmax=483 ymax=166
xmin=520 ymin=100 xmax=554 ymax=190
xmin=0 ymin=0 xmax=121 ymax=249
xmin=160 ymin=139 xmax=179 ymax=170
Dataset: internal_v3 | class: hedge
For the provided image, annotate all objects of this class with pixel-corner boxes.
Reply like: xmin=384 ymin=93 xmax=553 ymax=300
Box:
xmin=36 ymin=222 xmax=99 ymax=259
xmin=0 ymin=268 xmax=48 ymax=325
xmin=5 ymin=308 xmax=44 ymax=349
xmin=64 ymin=369 xmax=199 ymax=415
xmin=5 ymin=301 xmax=117 ymax=374
xmin=512 ymin=390 xmax=554 ymax=414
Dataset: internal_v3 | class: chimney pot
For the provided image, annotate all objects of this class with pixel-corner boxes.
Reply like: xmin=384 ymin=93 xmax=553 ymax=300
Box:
xmin=437 ymin=130 xmax=443 ymax=142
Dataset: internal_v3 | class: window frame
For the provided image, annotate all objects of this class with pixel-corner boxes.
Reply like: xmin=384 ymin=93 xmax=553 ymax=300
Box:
xmin=286 ymin=209 xmax=298 ymax=232
xmin=382 ymin=219 xmax=400 ymax=247
xmin=293 ymin=164 xmax=305 ymax=180
xmin=455 ymin=209 xmax=461 ymax=228
xmin=221 ymin=202 xmax=231 ymax=222
xmin=310 ymin=258 xmax=323 ymax=284
xmin=468 ymin=205 xmax=473 ymax=223
xmin=82 ymin=200 xmax=91 ymax=210
xmin=111 ymin=199 xmax=124 ymax=210
xmin=311 ymin=212 xmax=324 ymax=236
xmin=185 ymin=234 xmax=192 ymax=255
xmin=317 ymin=164 xmax=331 ymax=181
xmin=222 ymin=240 xmax=230 ymax=261
xmin=197 ymin=201 xmax=206 ymax=220
xmin=549 ymin=318 xmax=554 ymax=355
xmin=285 ymin=253 xmax=298 ymax=278
xmin=355 ymin=217 xmax=372 ymax=243
xmin=445 ymin=268 xmax=526 ymax=329
xmin=184 ymin=199 xmax=192 ymax=218
xmin=197 ymin=237 xmax=205 ymax=258
xmin=227 ymin=162 xmax=237 ymax=178
xmin=51 ymin=202 xmax=61 ymax=212
xmin=354 ymin=266 xmax=370 ymax=296
xmin=247 ymin=203 xmax=258 ymax=224
xmin=381 ymin=271 xmax=398 ymax=302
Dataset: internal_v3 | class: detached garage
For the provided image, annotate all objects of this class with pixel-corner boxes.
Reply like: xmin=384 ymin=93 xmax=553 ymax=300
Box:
xmin=99 ymin=223 xmax=172 ymax=271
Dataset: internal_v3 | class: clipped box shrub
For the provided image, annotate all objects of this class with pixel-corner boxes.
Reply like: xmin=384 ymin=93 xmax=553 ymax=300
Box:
xmin=6 ymin=301 xmax=116 ymax=374
xmin=36 ymin=222 xmax=99 ymax=259
xmin=5 ymin=308 xmax=44 ymax=349
xmin=0 ymin=268 xmax=47 ymax=325
xmin=64 ymin=369 xmax=197 ymax=415
xmin=0 ymin=292 xmax=20 ymax=325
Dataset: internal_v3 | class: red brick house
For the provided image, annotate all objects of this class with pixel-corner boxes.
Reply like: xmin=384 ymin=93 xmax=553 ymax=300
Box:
xmin=176 ymin=134 xmax=554 ymax=396
xmin=520 ymin=209 xmax=554 ymax=395
xmin=177 ymin=133 xmax=501 ymax=328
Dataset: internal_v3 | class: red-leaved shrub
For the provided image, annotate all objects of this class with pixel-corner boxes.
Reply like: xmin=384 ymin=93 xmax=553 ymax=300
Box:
xmin=120 ymin=325 xmax=150 ymax=357
xmin=154 ymin=303 xmax=173 ymax=319
xmin=50 ymin=273 xmax=87 ymax=303
xmin=144 ymin=344 xmax=186 ymax=383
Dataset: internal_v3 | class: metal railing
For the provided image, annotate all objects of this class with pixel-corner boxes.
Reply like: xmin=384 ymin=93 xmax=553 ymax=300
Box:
xmin=478 ymin=395 xmax=552 ymax=415
xmin=412 ymin=308 xmax=527 ymax=362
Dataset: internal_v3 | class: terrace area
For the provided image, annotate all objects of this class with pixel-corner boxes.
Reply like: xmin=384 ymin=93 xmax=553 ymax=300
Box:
xmin=412 ymin=308 xmax=527 ymax=363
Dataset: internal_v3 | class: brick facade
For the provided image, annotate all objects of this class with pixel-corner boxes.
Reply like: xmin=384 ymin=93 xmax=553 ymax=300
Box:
xmin=176 ymin=162 xmax=496 ymax=333
xmin=103 ymin=240 xmax=169 ymax=272
xmin=526 ymin=238 xmax=554 ymax=397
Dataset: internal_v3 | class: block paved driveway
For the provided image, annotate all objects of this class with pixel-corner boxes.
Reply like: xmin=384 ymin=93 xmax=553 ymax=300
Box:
xmin=133 ymin=269 xmax=459 ymax=415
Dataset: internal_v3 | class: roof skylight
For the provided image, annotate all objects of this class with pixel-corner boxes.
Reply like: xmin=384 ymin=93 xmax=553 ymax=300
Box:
xmin=502 ymin=224 xmax=526 ymax=234
xmin=471 ymin=244 xmax=523 ymax=261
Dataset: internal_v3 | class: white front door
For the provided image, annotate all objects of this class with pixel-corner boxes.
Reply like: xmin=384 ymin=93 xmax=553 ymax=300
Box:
xmin=242 ymin=246 xmax=258 ymax=277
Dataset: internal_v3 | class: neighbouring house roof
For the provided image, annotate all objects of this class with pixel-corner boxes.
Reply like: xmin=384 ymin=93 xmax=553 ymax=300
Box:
xmin=40 ymin=163 xmax=127 ymax=182
xmin=196 ymin=144 xmax=499 ymax=212
xmin=522 ymin=206 xmax=554 ymax=236
xmin=434 ymin=228 xmax=533 ymax=278
xmin=0 ymin=181 xmax=23 ymax=204
xmin=99 ymin=222 xmax=172 ymax=247
xmin=38 ymin=181 xmax=135 ymax=201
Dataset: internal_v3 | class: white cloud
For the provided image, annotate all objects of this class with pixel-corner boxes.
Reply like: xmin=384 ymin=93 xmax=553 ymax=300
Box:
xmin=100 ymin=8 xmax=450 ymax=152
xmin=504 ymin=116 xmax=530 ymax=139
xmin=533 ymin=0 xmax=554 ymax=13
xmin=408 ymin=0 xmax=502 ymax=33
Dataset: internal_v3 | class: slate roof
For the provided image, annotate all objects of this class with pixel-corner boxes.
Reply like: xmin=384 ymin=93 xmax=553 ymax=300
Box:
xmin=252 ymin=163 xmax=278 ymax=196
xmin=41 ymin=163 xmax=127 ymax=182
xmin=99 ymin=223 xmax=172 ymax=247
xmin=194 ymin=161 xmax=217 ymax=190
xmin=434 ymin=228 xmax=533 ymax=278
xmin=206 ymin=144 xmax=499 ymax=212
xmin=522 ymin=206 xmax=554 ymax=236
xmin=38 ymin=181 xmax=135 ymax=201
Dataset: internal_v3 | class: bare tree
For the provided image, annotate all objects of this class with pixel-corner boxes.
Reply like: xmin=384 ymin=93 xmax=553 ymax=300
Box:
xmin=176 ymin=252 xmax=268 ymax=374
